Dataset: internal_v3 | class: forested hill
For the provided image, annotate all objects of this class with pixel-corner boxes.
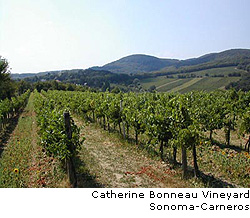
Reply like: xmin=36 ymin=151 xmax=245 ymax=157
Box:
xmin=11 ymin=70 xmax=62 ymax=80
xmin=21 ymin=69 xmax=133 ymax=90
xmin=178 ymin=49 xmax=250 ymax=67
xmin=11 ymin=48 xmax=250 ymax=91
xmin=92 ymin=49 xmax=250 ymax=75
xmin=92 ymin=54 xmax=180 ymax=74
xmin=12 ymin=49 xmax=250 ymax=79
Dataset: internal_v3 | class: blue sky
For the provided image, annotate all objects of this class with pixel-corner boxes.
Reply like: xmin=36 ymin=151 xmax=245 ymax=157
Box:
xmin=0 ymin=0 xmax=250 ymax=73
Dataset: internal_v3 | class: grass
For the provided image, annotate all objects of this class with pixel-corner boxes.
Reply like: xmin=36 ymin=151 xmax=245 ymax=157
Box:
xmin=1 ymin=92 xmax=249 ymax=188
xmin=74 ymin=115 xmax=250 ymax=188
xmin=140 ymin=66 xmax=245 ymax=93
xmin=0 ymin=93 xmax=69 ymax=188
xmin=185 ymin=128 xmax=249 ymax=187
xmin=162 ymin=135 xmax=250 ymax=187
xmin=179 ymin=77 xmax=240 ymax=93
xmin=169 ymin=78 xmax=202 ymax=92
xmin=175 ymin=66 xmax=247 ymax=77
xmin=142 ymin=76 xmax=240 ymax=93
xmin=157 ymin=78 xmax=193 ymax=92
xmin=196 ymin=141 xmax=250 ymax=187
xmin=141 ymin=77 xmax=178 ymax=89
xmin=74 ymin=118 xmax=199 ymax=188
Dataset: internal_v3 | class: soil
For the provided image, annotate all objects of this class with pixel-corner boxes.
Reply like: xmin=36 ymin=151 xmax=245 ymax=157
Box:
xmin=75 ymin=119 xmax=193 ymax=188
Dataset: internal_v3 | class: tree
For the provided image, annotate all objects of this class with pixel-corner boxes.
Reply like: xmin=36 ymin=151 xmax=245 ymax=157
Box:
xmin=17 ymin=80 xmax=32 ymax=95
xmin=148 ymin=85 xmax=156 ymax=92
xmin=0 ymin=56 xmax=15 ymax=100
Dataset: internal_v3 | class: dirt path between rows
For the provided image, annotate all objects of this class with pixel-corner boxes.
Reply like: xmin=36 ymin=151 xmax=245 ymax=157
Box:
xmin=75 ymin=119 xmax=193 ymax=188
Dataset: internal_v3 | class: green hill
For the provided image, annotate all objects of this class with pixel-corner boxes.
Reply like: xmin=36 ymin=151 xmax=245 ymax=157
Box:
xmin=178 ymin=49 xmax=250 ymax=67
xmin=11 ymin=71 xmax=60 ymax=80
xmin=141 ymin=76 xmax=241 ymax=93
xmin=141 ymin=66 xmax=245 ymax=93
xmin=11 ymin=48 xmax=250 ymax=92
xmin=92 ymin=54 xmax=180 ymax=74
xmin=92 ymin=49 xmax=250 ymax=76
xmin=21 ymin=69 xmax=133 ymax=90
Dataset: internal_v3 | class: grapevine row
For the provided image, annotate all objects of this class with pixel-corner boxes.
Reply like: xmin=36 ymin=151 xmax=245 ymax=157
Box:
xmin=0 ymin=90 xmax=30 ymax=131
xmin=39 ymin=89 xmax=250 ymax=178
xmin=33 ymin=90 xmax=82 ymax=161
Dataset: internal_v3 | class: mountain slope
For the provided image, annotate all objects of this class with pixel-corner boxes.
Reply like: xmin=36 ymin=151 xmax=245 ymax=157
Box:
xmin=22 ymin=68 xmax=133 ymax=90
xmin=92 ymin=54 xmax=180 ymax=74
xmin=153 ymin=49 xmax=250 ymax=76
xmin=11 ymin=70 xmax=60 ymax=80
xmin=178 ymin=48 xmax=250 ymax=67
xmin=12 ymin=49 xmax=250 ymax=79
xmin=92 ymin=49 xmax=250 ymax=75
xmin=11 ymin=48 xmax=250 ymax=91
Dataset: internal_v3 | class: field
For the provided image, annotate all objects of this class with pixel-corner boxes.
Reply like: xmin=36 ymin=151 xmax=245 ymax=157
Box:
xmin=179 ymin=77 xmax=240 ymax=93
xmin=141 ymin=66 xmax=244 ymax=92
xmin=141 ymin=77 xmax=240 ymax=92
xmin=175 ymin=66 xmax=246 ymax=77
xmin=138 ymin=77 xmax=178 ymax=89
xmin=1 ymin=90 xmax=250 ymax=188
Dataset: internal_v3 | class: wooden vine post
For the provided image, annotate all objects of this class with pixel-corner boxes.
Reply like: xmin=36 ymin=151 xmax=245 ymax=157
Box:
xmin=64 ymin=111 xmax=77 ymax=188
xmin=120 ymin=100 xmax=126 ymax=139
xmin=245 ymin=135 xmax=250 ymax=153
xmin=182 ymin=145 xmax=188 ymax=179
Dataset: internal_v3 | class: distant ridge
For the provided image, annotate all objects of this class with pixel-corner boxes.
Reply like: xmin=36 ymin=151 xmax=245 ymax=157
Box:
xmin=178 ymin=48 xmax=250 ymax=66
xmin=91 ymin=54 xmax=180 ymax=74
xmin=91 ymin=48 xmax=250 ymax=75
xmin=11 ymin=48 xmax=250 ymax=79
xmin=9 ymin=48 xmax=250 ymax=92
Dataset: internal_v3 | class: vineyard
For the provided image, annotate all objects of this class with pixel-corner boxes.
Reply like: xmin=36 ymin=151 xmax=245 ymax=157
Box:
xmin=1 ymin=89 xmax=250 ymax=187
xmin=0 ymin=91 xmax=30 ymax=131
xmin=141 ymin=74 xmax=241 ymax=93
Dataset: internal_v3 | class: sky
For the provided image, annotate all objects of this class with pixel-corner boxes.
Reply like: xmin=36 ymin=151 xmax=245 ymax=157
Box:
xmin=0 ymin=0 xmax=250 ymax=74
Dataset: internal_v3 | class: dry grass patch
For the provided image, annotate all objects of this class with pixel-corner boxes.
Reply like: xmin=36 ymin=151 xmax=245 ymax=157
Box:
xmin=74 ymin=119 xmax=201 ymax=188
